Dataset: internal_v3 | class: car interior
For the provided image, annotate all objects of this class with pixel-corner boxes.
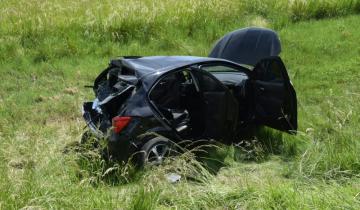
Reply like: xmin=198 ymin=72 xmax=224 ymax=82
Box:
xmin=149 ymin=66 xmax=252 ymax=140
xmin=149 ymin=69 xmax=205 ymax=138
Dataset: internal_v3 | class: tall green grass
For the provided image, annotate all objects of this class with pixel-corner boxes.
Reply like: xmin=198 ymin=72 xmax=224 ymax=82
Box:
xmin=0 ymin=0 xmax=359 ymax=63
xmin=1 ymin=0 xmax=360 ymax=209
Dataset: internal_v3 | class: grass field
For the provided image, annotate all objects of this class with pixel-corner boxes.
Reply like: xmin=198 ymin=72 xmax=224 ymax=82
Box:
xmin=1 ymin=0 xmax=360 ymax=209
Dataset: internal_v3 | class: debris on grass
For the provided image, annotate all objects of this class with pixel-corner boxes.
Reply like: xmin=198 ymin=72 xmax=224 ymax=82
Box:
xmin=166 ymin=173 xmax=181 ymax=183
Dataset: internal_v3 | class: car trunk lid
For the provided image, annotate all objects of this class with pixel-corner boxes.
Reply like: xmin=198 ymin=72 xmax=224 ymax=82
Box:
xmin=209 ymin=27 xmax=281 ymax=66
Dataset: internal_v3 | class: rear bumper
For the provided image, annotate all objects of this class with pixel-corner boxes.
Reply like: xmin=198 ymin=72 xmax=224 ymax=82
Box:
xmin=107 ymin=132 xmax=138 ymax=161
xmin=82 ymin=101 xmax=140 ymax=161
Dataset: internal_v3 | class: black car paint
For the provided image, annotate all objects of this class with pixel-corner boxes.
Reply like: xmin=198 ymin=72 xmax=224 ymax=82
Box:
xmin=107 ymin=116 xmax=175 ymax=161
xmin=82 ymin=27 xmax=297 ymax=162
xmin=209 ymin=27 xmax=281 ymax=66
xmin=252 ymin=56 xmax=297 ymax=133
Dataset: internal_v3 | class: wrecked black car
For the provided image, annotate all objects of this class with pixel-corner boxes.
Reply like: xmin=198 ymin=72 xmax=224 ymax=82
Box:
xmin=82 ymin=27 xmax=297 ymax=165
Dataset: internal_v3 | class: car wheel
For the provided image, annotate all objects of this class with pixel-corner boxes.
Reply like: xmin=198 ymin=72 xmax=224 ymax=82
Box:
xmin=139 ymin=136 xmax=172 ymax=166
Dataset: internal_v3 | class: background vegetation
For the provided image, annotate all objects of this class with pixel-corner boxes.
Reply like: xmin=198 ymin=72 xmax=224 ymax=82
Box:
xmin=0 ymin=0 xmax=359 ymax=209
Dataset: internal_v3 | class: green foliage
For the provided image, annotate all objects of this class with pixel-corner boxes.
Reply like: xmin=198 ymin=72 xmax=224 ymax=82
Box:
xmin=130 ymin=186 xmax=160 ymax=210
xmin=0 ymin=0 xmax=359 ymax=63
xmin=290 ymin=0 xmax=360 ymax=21
xmin=1 ymin=0 xmax=360 ymax=209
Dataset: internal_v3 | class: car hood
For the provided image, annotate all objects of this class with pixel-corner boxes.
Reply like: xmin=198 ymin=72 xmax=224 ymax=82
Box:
xmin=209 ymin=27 xmax=281 ymax=66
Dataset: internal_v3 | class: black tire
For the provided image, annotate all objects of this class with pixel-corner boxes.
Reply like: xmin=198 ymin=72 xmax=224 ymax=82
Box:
xmin=138 ymin=136 xmax=173 ymax=166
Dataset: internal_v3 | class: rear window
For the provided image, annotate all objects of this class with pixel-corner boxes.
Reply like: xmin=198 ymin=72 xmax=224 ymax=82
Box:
xmin=96 ymin=68 xmax=133 ymax=101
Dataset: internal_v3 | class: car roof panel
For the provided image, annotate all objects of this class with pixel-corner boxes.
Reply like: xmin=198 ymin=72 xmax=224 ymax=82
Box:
xmin=121 ymin=56 xmax=223 ymax=78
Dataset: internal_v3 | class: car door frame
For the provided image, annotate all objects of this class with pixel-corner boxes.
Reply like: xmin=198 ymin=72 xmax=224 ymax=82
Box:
xmin=147 ymin=61 xmax=241 ymax=141
xmin=146 ymin=68 xmax=199 ymax=134
xmin=194 ymin=62 xmax=244 ymax=142
xmin=251 ymin=56 xmax=297 ymax=133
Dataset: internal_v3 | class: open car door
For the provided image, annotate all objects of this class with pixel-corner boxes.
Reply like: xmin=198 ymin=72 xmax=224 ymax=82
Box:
xmin=149 ymin=68 xmax=238 ymax=142
xmin=193 ymin=70 xmax=239 ymax=142
xmin=252 ymin=56 xmax=297 ymax=133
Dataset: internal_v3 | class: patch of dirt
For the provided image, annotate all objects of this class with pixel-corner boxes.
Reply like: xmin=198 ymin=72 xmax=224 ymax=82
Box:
xmin=64 ymin=87 xmax=79 ymax=95
xmin=34 ymin=95 xmax=46 ymax=103
xmin=8 ymin=159 xmax=35 ymax=169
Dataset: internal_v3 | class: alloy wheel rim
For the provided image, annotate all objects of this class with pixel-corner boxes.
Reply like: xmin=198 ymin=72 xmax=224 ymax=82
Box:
xmin=146 ymin=143 xmax=169 ymax=165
